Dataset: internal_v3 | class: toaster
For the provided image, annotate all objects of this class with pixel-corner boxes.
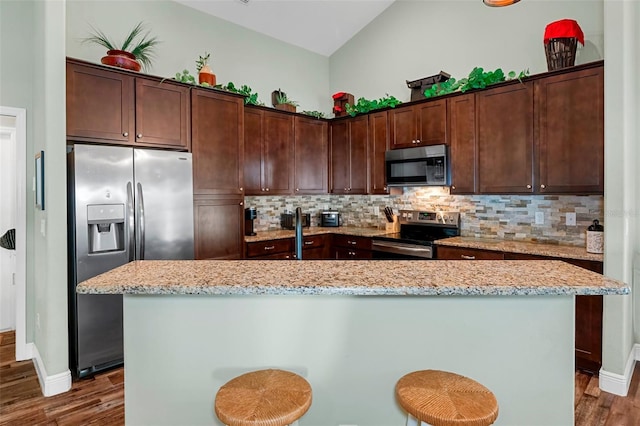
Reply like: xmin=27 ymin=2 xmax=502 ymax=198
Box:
xmin=321 ymin=211 xmax=341 ymax=227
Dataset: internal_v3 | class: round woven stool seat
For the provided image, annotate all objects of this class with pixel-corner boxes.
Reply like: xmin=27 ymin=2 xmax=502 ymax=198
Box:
xmin=395 ymin=370 xmax=498 ymax=426
xmin=214 ymin=369 xmax=312 ymax=426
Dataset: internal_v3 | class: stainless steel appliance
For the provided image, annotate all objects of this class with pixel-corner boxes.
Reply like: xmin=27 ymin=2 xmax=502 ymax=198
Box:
xmin=281 ymin=211 xmax=310 ymax=229
xmin=67 ymin=144 xmax=194 ymax=378
xmin=321 ymin=211 xmax=341 ymax=227
xmin=245 ymin=207 xmax=257 ymax=236
xmin=371 ymin=210 xmax=460 ymax=259
xmin=385 ymin=145 xmax=449 ymax=186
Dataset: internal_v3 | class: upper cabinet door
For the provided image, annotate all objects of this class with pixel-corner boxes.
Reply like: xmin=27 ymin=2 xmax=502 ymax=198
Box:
xmin=536 ymin=66 xmax=604 ymax=194
xmin=368 ymin=111 xmax=389 ymax=194
xmin=348 ymin=115 xmax=369 ymax=194
xmin=448 ymin=94 xmax=476 ymax=194
xmin=477 ymin=82 xmax=535 ymax=194
xmin=330 ymin=120 xmax=350 ymax=194
xmin=294 ymin=117 xmax=328 ymax=194
xmin=135 ymin=79 xmax=190 ymax=150
xmin=243 ymin=108 xmax=264 ymax=195
xmin=416 ymin=99 xmax=447 ymax=146
xmin=191 ymin=89 xmax=244 ymax=195
xmin=66 ymin=62 xmax=134 ymax=143
xmin=263 ymin=110 xmax=294 ymax=195
xmin=389 ymin=105 xmax=417 ymax=149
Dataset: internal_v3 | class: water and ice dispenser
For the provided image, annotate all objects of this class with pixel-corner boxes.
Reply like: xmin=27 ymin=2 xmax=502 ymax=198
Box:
xmin=87 ymin=204 xmax=125 ymax=254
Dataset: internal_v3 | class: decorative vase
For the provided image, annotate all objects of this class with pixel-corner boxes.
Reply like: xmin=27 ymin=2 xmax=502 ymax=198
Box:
xmin=198 ymin=65 xmax=216 ymax=86
xmin=101 ymin=50 xmax=141 ymax=72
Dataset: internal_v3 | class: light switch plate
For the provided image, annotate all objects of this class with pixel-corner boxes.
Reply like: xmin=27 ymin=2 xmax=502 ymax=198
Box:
xmin=566 ymin=212 xmax=577 ymax=226
xmin=535 ymin=211 xmax=544 ymax=225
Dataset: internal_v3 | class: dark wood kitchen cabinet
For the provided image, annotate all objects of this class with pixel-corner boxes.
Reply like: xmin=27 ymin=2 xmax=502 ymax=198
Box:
xmin=330 ymin=116 xmax=368 ymax=194
xmin=194 ymin=196 xmax=245 ymax=259
xmin=66 ymin=60 xmax=190 ymax=150
xmin=535 ymin=66 xmax=604 ymax=194
xmin=448 ymin=94 xmax=476 ymax=194
xmin=191 ymin=88 xmax=244 ymax=195
xmin=476 ymin=81 xmax=535 ymax=193
xmin=191 ymin=89 xmax=245 ymax=260
xmin=368 ymin=111 xmax=390 ymax=194
xmin=436 ymin=246 xmax=504 ymax=260
xmin=332 ymin=235 xmax=372 ymax=259
xmin=244 ymin=107 xmax=294 ymax=195
xmin=294 ymin=116 xmax=328 ymax=194
xmin=389 ymin=100 xmax=447 ymax=149
xmin=245 ymin=234 xmax=330 ymax=260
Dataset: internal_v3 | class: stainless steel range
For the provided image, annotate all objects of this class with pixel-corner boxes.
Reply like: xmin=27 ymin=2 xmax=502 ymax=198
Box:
xmin=371 ymin=210 xmax=460 ymax=259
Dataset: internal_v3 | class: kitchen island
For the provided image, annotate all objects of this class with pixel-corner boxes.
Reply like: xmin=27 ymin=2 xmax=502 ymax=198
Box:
xmin=78 ymin=260 xmax=627 ymax=426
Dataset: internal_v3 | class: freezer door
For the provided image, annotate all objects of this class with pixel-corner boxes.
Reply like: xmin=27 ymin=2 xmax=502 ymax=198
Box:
xmin=134 ymin=149 xmax=194 ymax=260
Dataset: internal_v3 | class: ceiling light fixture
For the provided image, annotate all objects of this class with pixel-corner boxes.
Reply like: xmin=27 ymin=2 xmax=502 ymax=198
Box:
xmin=483 ymin=0 xmax=520 ymax=7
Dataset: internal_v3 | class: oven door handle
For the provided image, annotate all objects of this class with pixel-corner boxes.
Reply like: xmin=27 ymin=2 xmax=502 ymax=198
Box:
xmin=371 ymin=241 xmax=432 ymax=252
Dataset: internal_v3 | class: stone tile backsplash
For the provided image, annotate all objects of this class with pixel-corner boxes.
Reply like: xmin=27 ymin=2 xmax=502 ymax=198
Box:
xmin=245 ymin=187 xmax=603 ymax=246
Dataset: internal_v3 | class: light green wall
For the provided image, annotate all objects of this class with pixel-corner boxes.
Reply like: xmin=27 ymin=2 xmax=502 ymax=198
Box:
xmin=330 ymin=0 xmax=603 ymax=102
xmin=65 ymin=0 xmax=331 ymax=114
xmin=0 ymin=0 xmax=36 ymax=346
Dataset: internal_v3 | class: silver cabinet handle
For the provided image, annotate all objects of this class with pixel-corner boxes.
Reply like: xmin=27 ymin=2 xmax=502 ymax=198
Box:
xmin=304 ymin=241 xmax=314 ymax=246
xmin=461 ymin=255 xmax=475 ymax=260
xmin=264 ymin=246 xmax=275 ymax=250
xmin=136 ymin=133 xmax=142 ymax=138
xmin=123 ymin=132 xmax=129 ymax=137
xmin=540 ymin=184 xmax=546 ymax=189
xmin=526 ymin=184 xmax=532 ymax=189
xmin=349 ymin=241 xmax=357 ymax=245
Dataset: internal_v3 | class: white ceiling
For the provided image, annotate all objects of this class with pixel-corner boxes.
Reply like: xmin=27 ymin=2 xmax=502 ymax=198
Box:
xmin=174 ymin=0 xmax=396 ymax=56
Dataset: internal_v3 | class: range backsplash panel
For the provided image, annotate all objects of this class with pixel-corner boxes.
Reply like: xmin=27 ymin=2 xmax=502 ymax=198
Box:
xmin=245 ymin=188 xmax=603 ymax=246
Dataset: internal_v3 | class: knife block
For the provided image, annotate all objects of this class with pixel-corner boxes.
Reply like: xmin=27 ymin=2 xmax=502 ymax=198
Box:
xmin=385 ymin=215 xmax=400 ymax=232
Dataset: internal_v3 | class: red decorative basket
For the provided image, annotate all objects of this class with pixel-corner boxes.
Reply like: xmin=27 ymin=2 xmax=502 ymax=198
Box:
xmin=543 ymin=19 xmax=584 ymax=71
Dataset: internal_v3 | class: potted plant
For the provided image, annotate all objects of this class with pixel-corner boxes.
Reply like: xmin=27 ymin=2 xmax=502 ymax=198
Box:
xmin=272 ymin=89 xmax=299 ymax=113
xmin=196 ymin=52 xmax=216 ymax=86
xmin=83 ymin=22 xmax=160 ymax=72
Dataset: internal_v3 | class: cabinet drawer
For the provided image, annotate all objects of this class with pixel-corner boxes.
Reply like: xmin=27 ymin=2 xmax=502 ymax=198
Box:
xmin=436 ymin=246 xmax=504 ymax=260
xmin=302 ymin=235 xmax=326 ymax=249
xmin=246 ymin=239 xmax=293 ymax=257
xmin=334 ymin=247 xmax=372 ymax=260
xmin=333 ymin=235 xmax=372 ymax=250
xmin=249 ymin=252 xmax=294 ymax=260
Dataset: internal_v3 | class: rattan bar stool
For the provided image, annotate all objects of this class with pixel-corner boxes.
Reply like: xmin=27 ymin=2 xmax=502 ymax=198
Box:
xmin=395 ymin=370 xmax=498 ymax=426
xmin=214 ymin=368 xmax=312 ymax=426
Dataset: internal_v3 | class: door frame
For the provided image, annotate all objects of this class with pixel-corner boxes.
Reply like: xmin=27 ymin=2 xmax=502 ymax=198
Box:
xmin=0 ymin=106 xmax=29 ymax=361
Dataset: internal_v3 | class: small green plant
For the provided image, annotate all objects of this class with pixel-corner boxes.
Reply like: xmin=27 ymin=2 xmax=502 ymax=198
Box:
xmin=275 ymin=92 xmax=299 ymax=107
xmin=174 ymin=69 xmax=196 ymax=85
xmin=195 ymin=52 xmax=211 ymax=72
xmin=424 ymin=67 xmax=530 ymax=99
xmin=83 ymin=22 xmax=160 ymax=71
xmin=345 ymin=94 xmax=402 ymax=116
xmin=219 ymin=82 xmax=262 ymax=105
xmin=302 ymin=110 xmax=326 ymax=119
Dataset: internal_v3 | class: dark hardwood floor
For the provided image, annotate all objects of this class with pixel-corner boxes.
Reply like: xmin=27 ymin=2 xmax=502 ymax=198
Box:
xmin=2 ymin=330 xmax=640 ymax=425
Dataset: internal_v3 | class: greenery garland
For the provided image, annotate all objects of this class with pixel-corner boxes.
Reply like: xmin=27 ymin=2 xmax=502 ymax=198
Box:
xmin=424 ymin=67 xmax=530 ymax=99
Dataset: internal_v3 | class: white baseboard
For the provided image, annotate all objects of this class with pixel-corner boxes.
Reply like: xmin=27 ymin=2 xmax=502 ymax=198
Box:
xmin=32 ymin=344 xmax=72 ymax=397
xmin=16 ymin=341 xmax=34 ymax=361
xmin=599 ymin=343 xmax=640 ymax=396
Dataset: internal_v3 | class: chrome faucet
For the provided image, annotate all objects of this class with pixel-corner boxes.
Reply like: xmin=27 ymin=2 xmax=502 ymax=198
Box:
xmin=294 ymin=207 xmax=303 ymax=260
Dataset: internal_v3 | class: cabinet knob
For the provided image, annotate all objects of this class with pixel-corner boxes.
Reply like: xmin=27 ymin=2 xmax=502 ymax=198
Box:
xmin=416 ymin=139 xmax=421 ymax=144
xmin=136 ymin=133 xmax=142 ymax=138
xmin=296 ymin=188 xmax=299 ymax=192
xmin=344 ymin=188 xmax=347 ymax=191
xmin=526 ymin=184 xmax=532 ymax=189
xmin=451 ymin=185 xmax=456 ymax=190
xmin=239 ymin=201 xmax=243 ymax=206
xmin=123 ymin=132 xmax=129 ymax=137
xmin=261 ymin=188 xmax=265 ymax=192
xmin=540 ymin=184 xmax=546 ymax=189
xmin=239 ymin=187 xmax=243 ymax=191
xmin=412 ymin=140 xmax=416 ymax=144
xmin=304 ymin=241 xmax=313 ymax=246
xmin=383 ymin=186 xmax=387 ymax=191
xmin=266 ymin=188 xmax=270 ymax=192
xmin=348 ymin=187 xmax=351 ymax=191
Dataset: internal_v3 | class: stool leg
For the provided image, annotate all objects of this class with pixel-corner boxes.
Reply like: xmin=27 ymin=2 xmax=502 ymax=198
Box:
xmin=290 ymin=422 xmax=299 ymax=426
xmin=406 ymin=414 xmax=432 ymax=426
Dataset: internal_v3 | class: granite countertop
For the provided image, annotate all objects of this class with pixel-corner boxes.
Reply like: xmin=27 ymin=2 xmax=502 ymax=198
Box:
xmin=77 ymin=259 xmax=627 ymax=296
xmin=436 ymin=237 xmax=604 ymax=262
xmin=245 ymin=227 xmax=392 ymax=243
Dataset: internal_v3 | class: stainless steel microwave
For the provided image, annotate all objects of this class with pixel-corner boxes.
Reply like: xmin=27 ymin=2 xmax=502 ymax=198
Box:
xmin=385 ymin=144 xmax=450 ymax=186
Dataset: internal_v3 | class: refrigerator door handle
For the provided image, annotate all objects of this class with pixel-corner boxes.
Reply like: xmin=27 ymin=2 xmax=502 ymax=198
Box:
xmin=136 ymin=182 xmax=146 ymax=260
xmin=127 ymin=182 xmax=135 ymax=262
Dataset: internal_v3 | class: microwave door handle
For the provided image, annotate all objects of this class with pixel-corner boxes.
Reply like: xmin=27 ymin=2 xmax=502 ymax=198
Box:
xmin=127 ymin=182 xmax=135 ymax=262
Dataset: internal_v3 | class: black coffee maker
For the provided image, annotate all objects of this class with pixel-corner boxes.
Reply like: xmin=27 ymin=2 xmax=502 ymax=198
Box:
xmin=245 ymin=207 xmax=257 ymax=236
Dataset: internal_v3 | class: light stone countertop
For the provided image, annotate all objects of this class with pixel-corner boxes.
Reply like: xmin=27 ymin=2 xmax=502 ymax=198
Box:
xmin=77 ymin=259 xmax=627 ymax=296
xmin=245 ymin=227 xmax=392 ymax=243
xmin=436 ymin=237 xmax=604 ymax=262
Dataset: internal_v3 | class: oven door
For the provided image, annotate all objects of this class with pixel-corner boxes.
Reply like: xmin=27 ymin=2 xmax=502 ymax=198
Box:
xmin=371 ymin=240 xmax=433 ymax=259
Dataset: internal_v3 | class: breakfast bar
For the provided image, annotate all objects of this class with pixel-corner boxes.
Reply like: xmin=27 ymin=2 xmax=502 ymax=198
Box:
xmin=78 ymin=260 xmax=628 ymax=426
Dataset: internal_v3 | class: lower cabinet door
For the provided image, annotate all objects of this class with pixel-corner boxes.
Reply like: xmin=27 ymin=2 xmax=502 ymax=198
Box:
xmin=334 ymin=247 xmax=372 ymax=259
xmin=194 ymin=196 xmax=244 ymax=259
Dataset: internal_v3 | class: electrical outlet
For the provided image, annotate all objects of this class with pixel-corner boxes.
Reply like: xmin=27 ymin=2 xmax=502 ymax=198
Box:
xmin=535 ymin=211 xmax=544 ymax=225
xmin=566 ymin=212 xmax=577 ymax=226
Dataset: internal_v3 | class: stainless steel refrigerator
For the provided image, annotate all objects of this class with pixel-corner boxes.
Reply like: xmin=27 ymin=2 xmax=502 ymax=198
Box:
xmin=67 ymin=144 xmax=194 ymax=378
